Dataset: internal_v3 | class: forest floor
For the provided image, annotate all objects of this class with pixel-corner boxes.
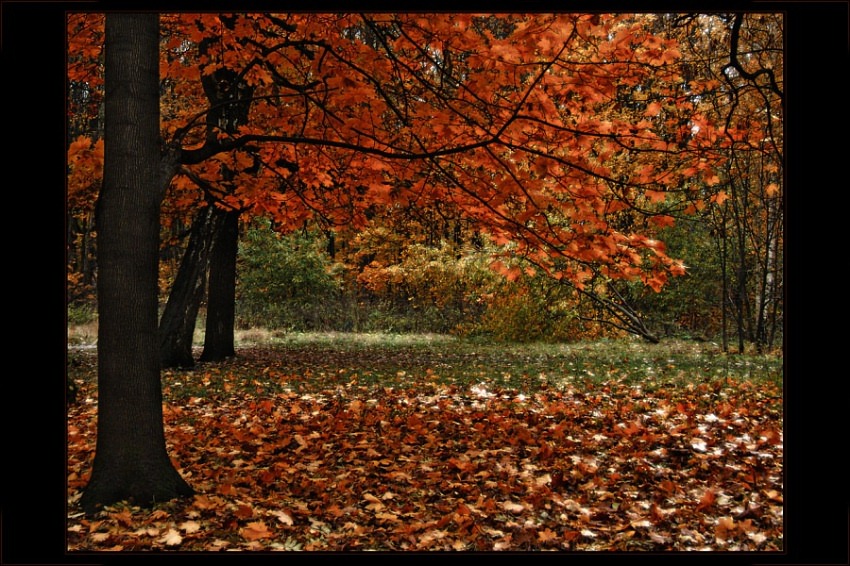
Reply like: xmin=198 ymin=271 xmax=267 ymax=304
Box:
xmin=67 ymin=331 xmax=783 ymax=552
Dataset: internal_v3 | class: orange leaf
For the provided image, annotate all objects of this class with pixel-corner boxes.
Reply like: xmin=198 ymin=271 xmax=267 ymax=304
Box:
xmin=235 ymin=504 xmax=254 ymax=519
xmin=348 ymin=399 xmax=364 ymax=415
xmin=505 ymin=267 xmax=523 ymax=282
xmin=241 ymin=521 xmax=272 ymax=541
xmin=645 ymin=189 xmax=666 ymax=203
xmin=703 ymin=171 xmax=721 ymax=186
xmin=649 ymin=215 xmax=675 ymax=228
xmin=192 ymin=494 xmax=217 ymax=510
xmin=711 ymin=190 xmax=729 ymax=205
xmin=363 ymin=493 xmax=385 ymax=511
xmin=696 ymin=489 xmax=716 ymax=512
xmin=644 ymin=102 xmax=662 ymax=117
xmin=69 ymin=136 xmax=91 ymax=155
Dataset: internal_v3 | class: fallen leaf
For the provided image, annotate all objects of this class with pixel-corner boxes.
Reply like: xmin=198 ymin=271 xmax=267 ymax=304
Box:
xmin=241 ymin=521 xmax=273 ymax=541
xmin=763 ymin=489 xmax=783 ymax=503
xmin=159 ymin=528 xmax=182 ymax=546
xmin=348 ymin=399 xmax=364 ymax=415
xmin=180 ymin=520 xmax=201 ymax=534
xmin=192 ymin=494 xmax=217 ymax=510
xmin=696 ymin=489 xmax=716 ymax=511
xmin=363 ymin=493 xmax=385 ymax=511
xmin=500 ymin=501 xmax=525 ymax=513
xmin=109 ymin=509 xmax=134 ymax=527
xmin=149 ymin=509 xmax=170 ymax=520
xmin=271 ymin=509 xmax=294 ymax=526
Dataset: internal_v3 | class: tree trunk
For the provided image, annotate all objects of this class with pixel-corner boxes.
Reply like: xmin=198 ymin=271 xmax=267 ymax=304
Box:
xmin=80 ymin=13 xmax=193 ymax=515
xmin=719 ymin=209 xmax=729 ymax=353
xmin=159 ymin=205 xmax=224 ymax=368
xmin=156 ymin=33 xmax=253 ymax=364
xmin=200 ymin=208 xmax=240 ymax=362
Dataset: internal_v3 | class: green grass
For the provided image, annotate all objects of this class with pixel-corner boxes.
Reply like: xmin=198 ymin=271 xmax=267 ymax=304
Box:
xmin=68 ymin=331 xmax=782 ymax=405
xmin=256 ymin=333 xmax=782 ymax=390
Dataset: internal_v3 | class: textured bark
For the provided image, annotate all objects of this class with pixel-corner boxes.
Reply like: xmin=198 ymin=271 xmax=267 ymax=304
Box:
xmin=80 ymin=13 xmax=193 ymax=515
xmin=200 ymin=208 xmax=240 ymax=362
xmin=196 ymin=27 xmax=253 ymax=360
xmin=157 ymin=30 xmax=253 ymax=364
xmin=159 ymin=205 xmax=225 ymax=368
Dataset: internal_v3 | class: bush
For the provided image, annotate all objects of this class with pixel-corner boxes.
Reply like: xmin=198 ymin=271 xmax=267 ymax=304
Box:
xmin=235 ymin=221 xmax=343 ymax=330
xmin=625 ymin=219 xmax=723 ymax=340
xmin=235 ymin=221 xmax=605 ymax=341
xmin=466 ymin=272 xmax=589 ymax=343
xmin=351 ymin=237 xmax=589 ymax=341
xmin=354 ymin=241 xmax=497 ymax=334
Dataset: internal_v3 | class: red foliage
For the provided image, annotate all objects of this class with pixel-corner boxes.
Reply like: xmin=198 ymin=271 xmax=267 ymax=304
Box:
xmin=67 ymin=13 xmax=730 ymax=293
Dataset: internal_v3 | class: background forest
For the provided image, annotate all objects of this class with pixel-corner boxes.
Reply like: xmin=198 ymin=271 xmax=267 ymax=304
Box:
xmin=67 ymin=14 xmax=784 ymax=351
xmin=68 ymin=31 xmax=782 ymax=354
xmin=66 ymin=13 xmax=783 ymax=355
xmin=69 ymin=196 xmax=781 ymax=351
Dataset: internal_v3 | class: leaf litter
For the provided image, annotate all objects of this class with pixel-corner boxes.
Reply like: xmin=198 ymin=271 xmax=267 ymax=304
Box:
xmin=67 ymin=342 xmax=782 ymax=551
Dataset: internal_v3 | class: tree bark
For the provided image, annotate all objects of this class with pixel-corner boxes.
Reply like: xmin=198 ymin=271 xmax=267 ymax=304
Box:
xmin=157 ymin=32 xmax=253 ymax=364
xmin=80 ymin=13 xmax=193 ymax=515
xmin=195 ymin=44 xmax=252 ymax=361
xmin=200 ymin=208 xmax=240 ymax=362
xmin=159 ymin=205 xmax=224 ymax=368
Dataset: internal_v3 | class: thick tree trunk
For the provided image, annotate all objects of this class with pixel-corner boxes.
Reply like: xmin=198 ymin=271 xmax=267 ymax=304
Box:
xmin=80 ymin=13 xmax=193 ymax=515
xmin=159 ymin=205 xmax=224 ymax=368
xmin=200 ymin=208 xmax=239 ymax=362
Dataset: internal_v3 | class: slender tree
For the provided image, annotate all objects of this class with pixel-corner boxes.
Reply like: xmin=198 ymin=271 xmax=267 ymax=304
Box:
xmin=200 ymin=207 xmax=240 ymax=361
xmin=80 ymin=13 xmax=193 ymax=514
xmin=158 ymin=203 xmax=226 ymax=368
xmin=159 ymin=18 xmax=255 ymax=367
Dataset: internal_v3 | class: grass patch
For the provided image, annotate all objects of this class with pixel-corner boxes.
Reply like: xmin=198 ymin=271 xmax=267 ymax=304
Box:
xmin=68 ymin=330 xmax=782 ymax=404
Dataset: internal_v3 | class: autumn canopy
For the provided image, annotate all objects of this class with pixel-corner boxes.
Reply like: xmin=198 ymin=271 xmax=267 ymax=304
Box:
xmin=68 ymin=13 xmax=736 ymax=299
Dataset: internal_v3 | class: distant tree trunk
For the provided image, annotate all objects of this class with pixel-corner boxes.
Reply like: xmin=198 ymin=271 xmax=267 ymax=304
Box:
xmin=200 ymin=208 xmax=240 ymax=362
xmin=159 ymin=205 xmax=224 ymax=368
xmin=730 ymin=183 xmax=752 ymax=354
xmin=719 ymin=216 xmax=729 ymax=353
xmin=766 ymin=221 xmax=782 ymax=350
xmin=193 ymin=25 xmax=253 ymax=361
xmin=80 ymin=13 xmax=193 ymax=515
